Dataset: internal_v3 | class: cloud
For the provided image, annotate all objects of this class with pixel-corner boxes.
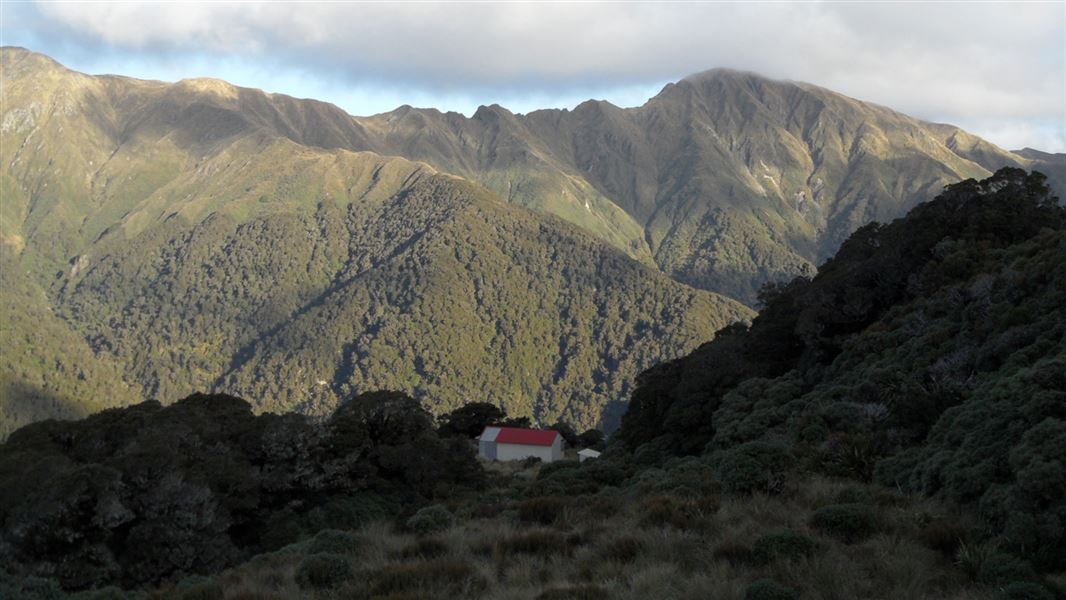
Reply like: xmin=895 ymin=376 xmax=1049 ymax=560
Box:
xmin=4 ymin=1 xmax=1064 ymax=151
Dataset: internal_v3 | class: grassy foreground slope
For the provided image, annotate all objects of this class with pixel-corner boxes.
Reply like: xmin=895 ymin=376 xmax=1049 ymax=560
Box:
xmin=620 ymin=168 xmax=1065 ymax=571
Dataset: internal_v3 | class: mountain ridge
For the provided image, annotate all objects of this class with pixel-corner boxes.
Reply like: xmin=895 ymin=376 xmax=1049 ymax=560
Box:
xmin=1 ymin=45 xmax=1062 ymax=435
xmin=0 ymin=47 xmax=751 ymax=435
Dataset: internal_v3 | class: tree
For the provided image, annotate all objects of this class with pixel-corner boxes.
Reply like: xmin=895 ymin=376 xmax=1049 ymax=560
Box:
xmin=437 ymin=402 xmax=505 ymax=438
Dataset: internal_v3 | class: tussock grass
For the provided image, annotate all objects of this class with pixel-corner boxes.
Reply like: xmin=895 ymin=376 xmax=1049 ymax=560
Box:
xmin=139 ymin=471 xmax=1032 ymax=600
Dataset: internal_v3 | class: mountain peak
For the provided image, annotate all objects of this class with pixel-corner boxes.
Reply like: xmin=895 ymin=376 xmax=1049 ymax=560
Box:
xmin=175 ymin=77 xmax=240 ymax=100
xmin=681 ymin=66 xmax=773 ymax=83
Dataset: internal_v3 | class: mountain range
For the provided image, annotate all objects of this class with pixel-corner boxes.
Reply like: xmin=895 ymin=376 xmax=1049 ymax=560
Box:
xmin=0 ymin=46 xmax=1062 ymax=436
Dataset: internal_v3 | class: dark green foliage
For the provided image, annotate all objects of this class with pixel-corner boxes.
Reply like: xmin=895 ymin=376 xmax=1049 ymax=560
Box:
xmin=0 ymin=392 xmax=482 ymax=590
xmin=976 ymin=553 xmax=1038 ymax=586
xmin=621 ymin=168 xmax=1062 ymax=453
xmin=576 ymin=429 xmax=606 ymax=451
xmin=916 ymin=518 xmax=969 ymax=557
xmin=997 ymin=582 xmax=1054 ymax=600
xmin=618 ymin=169 xmax=1065 ymax=568
xmin=549 ymin=421 xmax=580 ymax=447
xmin=745 ymin=578 xmax=799 ymax=600
xmin=752 ymin=530 xmax=819 ymax=563
xmin=307 ymin=529 xmax=362 ymax=555
xmin=536 ymin=585 xmax=610 ymax=600
xmin=712 ymin=441 xmax=792 ymax=495
xmin=0 ymin=569 xmax=65 ymax=600
xmin=628 ymin=456 xmax=720 ymax=498
xmin=406 ymin=505 xmax=454 ymax=535
xmin=810 ymin=504 xmax=878 ymax=543
xmin=437 ymin=403 xmax=505 ymax=438
xmin=529 ymin=459 xmax=628 ymax=496
xmin=294 ymin=553 xmax=353 ymax=590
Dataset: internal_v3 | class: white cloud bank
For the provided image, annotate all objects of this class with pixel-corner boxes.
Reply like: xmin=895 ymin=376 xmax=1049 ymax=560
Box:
xmin=4 ymin=1 xmax=1065 ymax=151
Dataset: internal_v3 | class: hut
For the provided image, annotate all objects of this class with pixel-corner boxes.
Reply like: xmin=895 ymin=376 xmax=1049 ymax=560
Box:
xmin=478 ymin=426 xmax=563 ymax=462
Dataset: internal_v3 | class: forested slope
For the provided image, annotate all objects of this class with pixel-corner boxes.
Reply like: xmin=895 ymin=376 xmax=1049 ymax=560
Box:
xmin=619 ymin=168 xmax=1065 ymax=567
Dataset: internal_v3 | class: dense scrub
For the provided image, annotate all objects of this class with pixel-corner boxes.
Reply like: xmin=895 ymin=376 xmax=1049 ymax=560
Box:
xmin=620 ymin=168 xmax=1066 ymax=568
xmin=0 ymin=391 xmax=482 ymax=589
xmin=43 ymin=459 xmax=1053 ymax=600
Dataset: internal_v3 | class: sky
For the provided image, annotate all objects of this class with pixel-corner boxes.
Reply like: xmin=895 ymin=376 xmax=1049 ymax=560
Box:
xmin=3 ymin=1 xmax=1065 ymax=152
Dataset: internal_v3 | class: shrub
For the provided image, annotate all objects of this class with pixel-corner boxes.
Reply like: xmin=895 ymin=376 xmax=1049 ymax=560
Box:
xmin=752 ymin=530 xmax=818 ymax=563
xmin=713 ymin=441 xmax=793 ymax=495
xmin=956 ymin=541 xmax=1001 ymax=579
xmin=745 ymin=578 xmax=799 ymax=600
xmin=997 ymin=582 xmax=1054 ymax=600
xmin=0 ymin=572 xmax=66 ymax=600
xmin=917 ymin=518 xmax=969 ymax=556
xmin=518 ymin=496 xmax=569 ymax=525
xmin=307 ymin=529 xmax=362 ymax=554
xmin=810 ymin=504 xmax=878 ymax=543
xmin=369 ymin=559 xmax=486 ymax=596
xmin=976 ymin=553 xmax=1037 ymax=586
xmin=294 ymin=553 xmax=353 ymax=590
xmin=406 ymin=504 xmax=454 ymax=534
xmin=536 ymin=584 xmax=610 ymax=600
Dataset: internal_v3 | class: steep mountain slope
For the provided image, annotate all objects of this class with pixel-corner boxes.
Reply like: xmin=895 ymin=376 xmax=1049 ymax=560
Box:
xmin=0 ymin=47 xmax=750 ymax=433
xmin=350 ymin=71 xmax=1060 ymax=302
xmin=8 ymin=48 xmax=1056 ymax=305
xmin=619 ymin=168 xmax=1065 ymax=566
xmin=0 ymin=249 xmax=141 ymax=438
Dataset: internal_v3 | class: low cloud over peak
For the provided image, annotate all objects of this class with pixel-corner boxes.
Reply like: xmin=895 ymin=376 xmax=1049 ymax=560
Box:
xmin=4 ymin=1 xmax=1064 ymax=151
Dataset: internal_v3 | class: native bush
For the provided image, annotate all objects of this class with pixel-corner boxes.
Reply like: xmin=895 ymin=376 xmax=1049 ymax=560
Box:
xmin=307 ymin=529 xmax=362 ymax=555
xmin=752 ymin=530 xmax=819 ymax=563
xmin=997 ymin=582 xmax=1054 ymax=600
xmin=712 ymin=441 xmax=793 ymax=495
xmin=294 ymin=553 xmax=353 ymax=590
xmin=406 ymin=504 xmax=454 ymax=534
xmin=810 ymin=504 xmax=878 ymax=543
xmin=975 ymin=553 xmax=1038 ymax=586
xmin=0 ymin=391 xmax=484 ymax=590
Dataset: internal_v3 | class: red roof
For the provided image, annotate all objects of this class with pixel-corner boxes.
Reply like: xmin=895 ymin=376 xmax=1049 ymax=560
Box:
xmin=494 ymin=427 xmax=559 ymax=446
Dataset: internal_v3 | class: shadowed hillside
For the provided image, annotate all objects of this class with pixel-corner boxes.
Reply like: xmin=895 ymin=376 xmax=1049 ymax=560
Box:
xmin=0 ymin=48 xmax=749 ymax=433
